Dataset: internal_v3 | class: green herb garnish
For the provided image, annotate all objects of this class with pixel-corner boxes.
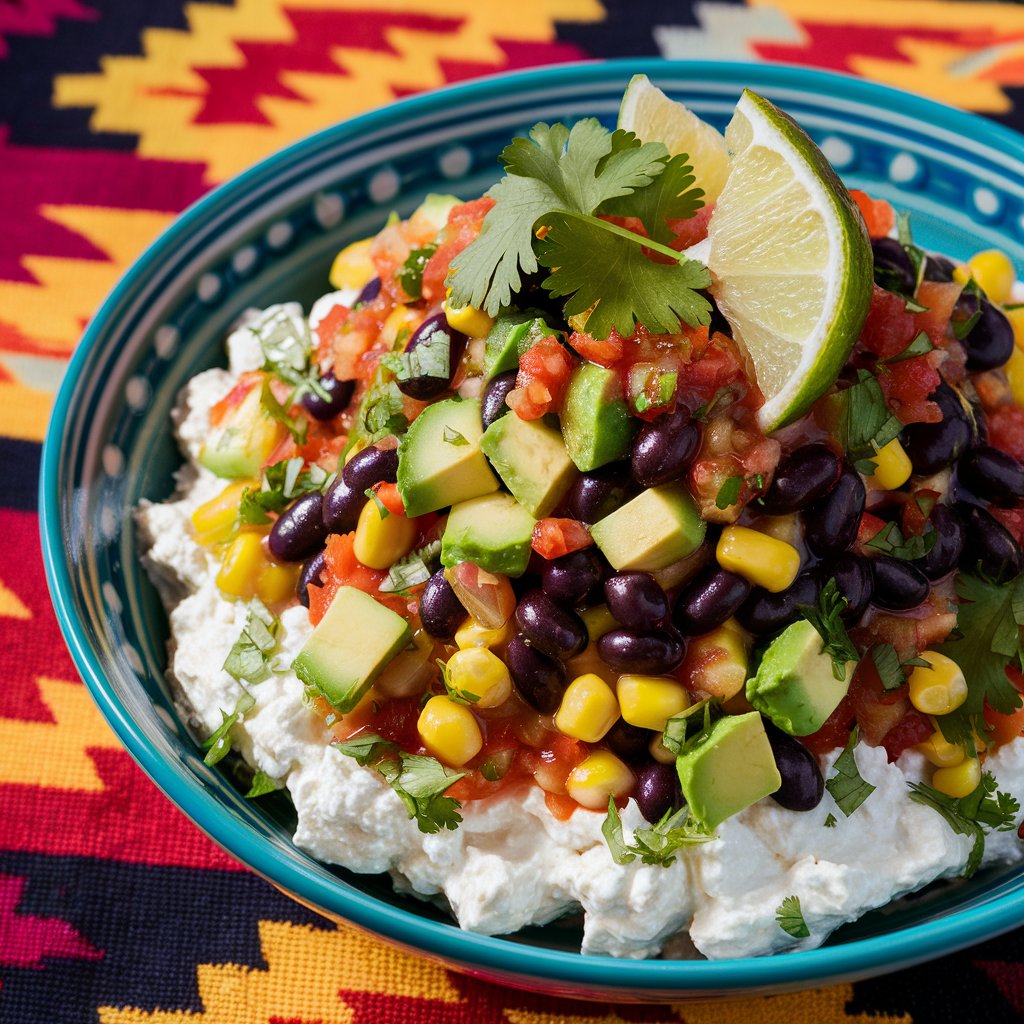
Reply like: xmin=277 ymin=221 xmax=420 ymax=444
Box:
xmin=885 ymin=330 xmax=935 ymax=363
xmin=223 ymin=599 xmax=280 ymax=685
xmin=397 ymin=244 xmax=438 ymax=300
xmin=798 ymin=578 xmax=859 ymax=681
xmin=377 ymin=754 xmax=466 ymax=834
xmin=245 ymin=769 xmax=284 ymax=799
xmin=715 ymin=475 xmax=744 ymax=510
xmin=823 ymin=813 xmax=837 ymax=828
xmin=775 ymin=895 xmax=810 ymax=939
xmin=865 ymin=520 xmax=936 ymax=560
xmin=825 ymin=727 xmax=875 ymax=817
xmin=238 ymin=457 xmax=331 ymax=525
xmin=202 ymin=693 xmax=256 ymax=767
xmin=832 ymin=370 xmax=903 ymax=474
xmin=333 ymin=732 xmax=399 ymax=766
xmin=443 ymin=426 xmax=469 ymax=446
xmin=602 ymin=797 xmax=715 ymax=867
xmin=379 ymin=539 xmax=442 ymax=595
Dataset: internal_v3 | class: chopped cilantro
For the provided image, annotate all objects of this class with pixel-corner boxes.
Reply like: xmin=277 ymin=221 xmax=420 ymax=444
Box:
xmin=662 ymin=699 xmax=718 ymax=757
xmin=832 ymin=370 xmax=902 ymax=474
xmin=364 ymin=487 xmax=391 ymax=520
xmin=260 ymin=378 xmax=307 ymax=444
xmin=715 ymin=475 xmax=744 ymax=510
xmin=381 ymin=324 xmax=450 ymax=385
xmin=223 ymin=599 xmax=280 ymax=685
xmin=378 ymin=754 xmax=466 ymax=834
xmin=249 ymin=306 xmax=330 ymax=403
xmin=823 ymin=813 xmax=838 ymax=828
xmin=825 ymin=727 xmax=875 ymax=817
xmin=397 ymin=244 xmax=437 ymax=300
xmin=332 ymin=732 xmax=399 ymax=766
xmin=908 ymin=772 xmax=1020 ymax=877
xmin=775 ymin=895 xmax=810 ymax=939
xmin=870 ymin=642 xmax=905 ymax=692
xmin=447 ymin=118 xmax=710 ymax=339
xmin=238 ymin=457 xmax=331 ymax=525
xmin=602 ymin=797 xmax=715 ymax=867
xmin=885 ymin=330 xmax=935 ymax=363
xmin=952 ymin=278 xmax=984 ymax=341
xmin=245 ymin=769 xmax=284 ymax=799
xmin=692 ymin=385 xmax=739 ymax=421
xmin=865 ymin=520 xmax=937 ymax=560
xmin=438 ymin=657 xmax=480 ymax=705
xmin=202 ymin=693 xmax=256 ymax=767
xmin=896 ymin=211 xmax=927 ymax=292
xmin=379 ymin=539 xmax=442 ymax=595
xmin=798 ymin=578 xmax=859 ymax=681
xmin=443 ymin=426 xmax=469 ymax=446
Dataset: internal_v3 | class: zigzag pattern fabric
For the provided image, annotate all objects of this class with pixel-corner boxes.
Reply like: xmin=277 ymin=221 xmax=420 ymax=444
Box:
xmin=4 ymin=1 xmax=1024 ymax=1020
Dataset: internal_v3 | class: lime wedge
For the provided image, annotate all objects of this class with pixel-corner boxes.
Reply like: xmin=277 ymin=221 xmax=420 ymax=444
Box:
xmin=707 ymin=90 xmax=872 ymax=432
xmin=618 ymin=74 xmax=731 ymax=204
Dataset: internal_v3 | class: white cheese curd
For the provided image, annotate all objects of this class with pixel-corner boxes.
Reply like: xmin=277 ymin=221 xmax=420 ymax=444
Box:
xmin=137 ymin=303 xmax=1024 ymax=961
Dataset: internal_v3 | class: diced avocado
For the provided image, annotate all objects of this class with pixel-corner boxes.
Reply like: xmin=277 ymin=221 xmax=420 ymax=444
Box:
xmin=484 ymin=314 xmax=562 ymax=380
xmin=746 ymin=620 xmax=854 ymax=736
xmin=560 ymin=363 xmax=632 ymax=471
xmin=396 ymin=398 xmax=499 ymax=517
xmin=199 ymin=382 xmax=285 ymax=479
xmin=590 ymin=483 xmax=706 ymax=571
xmin=292 ymin=586 xmax=411 ymax=711
xmin=411 ymin=193 xmax=460 ymax=232
xmin=676 ymin=712 xmax=782 ymax=830
xmin=480 ymin=413 xmax=578 ymax=518
xmin=441 ymin=492 xmax=536 ymax=576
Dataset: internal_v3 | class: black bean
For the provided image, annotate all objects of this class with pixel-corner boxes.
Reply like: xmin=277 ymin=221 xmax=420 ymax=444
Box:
xmin=959 ymin=299 xmax=1014 ymax=371
xmin=816 ymin=554 xmax=872 ymax=622
xmin=630 ymin=407 xmax=701 ymax=487
xmin=900 ymin=382 xmax=974 ymax=474
xmin=765 ymin=724 xmax=824 ymax=812
xmin=956 ymin=445 xmax=1024 ymax=507
xmin=301 ymin=369 xmax=354 ymax=421
xmin=506 ymin=635 xmax=567 ymax=714
xmin=634 ymin=762 xmax=684 ymax=823
xmin=707 ymin=293 xmax=732 ymax=338
xmin=804 ymin=464 xmax=865 ymax=556
xmin=924 ymin=253 xmax=957 ymax=282
xmin=322 ymin=475 xmax=364 ymax=534
xmin=604 ymin=572 xmax=670 ymax=629
xmin=481 ymin=370 xmax=517 ymax=430
xmin=597 ymin=628 xmax=685 ymax=674
xmin=395 ymin=313 xmax=466 ymax=400
xmin=297 ymin=550 xmax=326 ymax=608
xmin=515 ymin=589 xmax=588 ymax=659
xmin=268 ymin=492 xmax=328 ymax=562
xmin=604 ymin=719 xmax=651 ymax=764
xmin=567 ymin=463 xmax=632 ymax=523
xmin=956 ymin=502 xmax=1024 ymax=582
xmin=674 ymin=567 xmax=751 ymax=636
xmin=542 ymin=547 xmax=606 ymax=606
xmin=342 ymin=443 xmax=399 ymax=493
xmin=420 ymin=571 xmax=465 ymax=640
xmin=913 ymin=503 xmax=964 ymax=580
xmin=355 ymin=276 xmax=382 ymax=305
xmin=871 ymin=237 xmax=917 ymax=296
xmin=760 ymin=443 xmax=841 ymax=515
xmin=870 ymin=556 xmax=929 ymax=610
xmin=735 ymin=572 xmax=819 ymax=637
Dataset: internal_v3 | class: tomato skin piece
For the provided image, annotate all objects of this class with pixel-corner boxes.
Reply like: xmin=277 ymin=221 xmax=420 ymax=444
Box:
xmin=984 ymin=701 xmax=1024 ymax=747
xmin=913 ymin=280 xmax=962 ymax=347
xmin=507 ymin=335 xmax=577 ymax=420
xmin=667 ymin=206 xmax=714 ymax=249
xmin=850 ymin=190 xmax=895 ymax=239
xmin=879 ymin=354 xmax=941 ymax=425
xmin=531 ymin=518 xmax=593 ymax=559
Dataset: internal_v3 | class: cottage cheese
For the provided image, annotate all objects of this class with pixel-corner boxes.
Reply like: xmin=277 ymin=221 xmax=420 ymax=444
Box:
xmin=137 ymin=312 xmax=1024 ymax=960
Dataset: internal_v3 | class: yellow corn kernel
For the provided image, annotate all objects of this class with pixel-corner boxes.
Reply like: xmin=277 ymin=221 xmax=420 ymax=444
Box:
xmin=1006 ymin=305 xmax=1024 ymax=349
xmin=649 ymin=732 xmax=676 ymax=765
xmin=445 ymin=292 xmax=495 ymax=338
xmin=190 ymin=481 xmax=250 ymax=546
xmin=565 ymin=751 xmax=635 ymax=810
xmin=716 ymin=526 xmax=801 ymax=593
xmin=932 ymin=755 xmax=982 ymax=799
xmin=256 ymin=559 xmax=299 ymax=605
xmin=445 ymin=647 xmax=512 ymax=709
xmin=908 ymin=651 xmax=968 ymax=716
xmin=1006 ymin=346 xmax=1024 ymax=408
xmin=352 ymin=500 xmax=417 ymax=570
xmin=454 ymin=617 xmax=513 ymax=652
xmin=868 ymin=437 xmax=913 ymax=491
xmin=917 ymin=728 xmax=966 ymax=768
xmin=952 ymin=264 xmax=972 ymax=287
xmin=328 ymin=237 xmax=375 ymax=290
xmin=555 ymin=674 xmax=620 ymax=742
xmin=344 ymin=439 xmax=367 ymax=465
xmin=216 ymin=531 xmax=266 ymax=598
xmin=579 ymin=604 xmax=618 ymax=643
xmin=381 ymin=305 xmax=421 ymax=349
xmin=968 ymin=249 xmax=1016 ymax=304
xmin=684 ymin=622 xmax=751 ymax=701
xmin=417 ymin=695 xmax=483 ymax=767
xmin=617 ymin=674 xmax=690 ymax=732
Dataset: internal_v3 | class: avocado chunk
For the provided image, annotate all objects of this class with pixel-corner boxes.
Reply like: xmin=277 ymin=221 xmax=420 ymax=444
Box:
xmin=746 ymin=620 xmax=854 ymax=736
xmin=411 ymin=193 xmax=460 ymax=232
xmin=440 ymin=492 xmax=536 ymax=576
xmin=561 ymin=363 xmax=632 ymax=472
xmin=292 ymin=586 xmax=411 ymax=711
xmin=590 ymin=483 xmax=706 ymax=571
xmin=480 ymin=412 xmax=578 ymax=518
xmin=199 ymin=381 xmax=286 ymax=479
xmin=484 ymin=315 xmax=562 ymax=380
xmin=676 ymin=712 xmax=782 ymax=830
xmin=396 ymin=397 xmax=499 ymax=517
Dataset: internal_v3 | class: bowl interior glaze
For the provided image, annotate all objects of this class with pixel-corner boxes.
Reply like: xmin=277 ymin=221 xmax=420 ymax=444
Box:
xmin=41 ymin=60 xmax=1024 ymax=999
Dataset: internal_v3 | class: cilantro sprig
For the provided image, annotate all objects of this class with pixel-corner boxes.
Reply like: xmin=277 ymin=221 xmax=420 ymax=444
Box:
xmin=798 ymin=578 xmax=859 ymax=681
xmin=831 ymin=369 xmax=903 ymax=474
xmin=864 ymin=520 xmax=936 ymax=561
xmin=775 ymin=895 xmax=810 ymax=939
xmin=222 ymin=599 xmax=281 ymax=685
xmin=602 ymin=797 xmax=714 ymax=867
xmin=379 ymin=539 xmax=442 ymax=595
xmin=448 ymin=119 xmax=711 ymax=339
xmin=825 ymin=727 xmax=875 ymax=817
xmin=238 ymin=457 xmax=332 ymax=525
xmin=202 ymin=693 xmax=256 ymax=767
xmin=908 ymin=772 xmax=1020 ymax=877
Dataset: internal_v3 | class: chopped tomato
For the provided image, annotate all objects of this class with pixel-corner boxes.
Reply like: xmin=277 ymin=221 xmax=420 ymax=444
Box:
xmin=987 ymin=405 xmax=1024 ymax=463
xmin=803 ymin=703 xmax=855 ymax=757
xmin=306 ymin=531 xmax=407 ymax=624
xmin=859 ymin=284 xmax=917 ymax=360
xmin=569 ymin=328 xmax=625 ymax=367
xmin=881 ymin=708 xmax=933 ymax=761
xmin=507 ymin=334 xmax=576 ymax=420
xmin=323 ymin=294 xmax=394 ymax=384
xmin=531 ymin=518 xmax=593 ymax=559
xmin=913 ymin=279 xmax=962 ymax=347
xmin=667 ymin=205 xmax=714 ymax=249
xmin=856 ymin=512 xmax=887 ymax=547
xmin=372 ymin=482 xmax=406 ymax=516
xmin=984 ymin=700 xmax=1024 ymax=747
xmin=420 ymin=197 xmax=495 ymax=303
xmin=850 ymin=190 xmax=895 ymax=239
xmin=900 ymin=489 xmax=940 ymax=538
xmin=675 ymin=330 xmax=751 ymax=407
xmin=845 ymin=659 xmax=911 ymax=747
xmin=878 ymin=354 xmax=941 ymax=425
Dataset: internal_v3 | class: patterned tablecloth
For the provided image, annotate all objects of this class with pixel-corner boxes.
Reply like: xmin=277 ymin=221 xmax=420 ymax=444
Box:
xmin=5 ymin=1 xmax=1024 ymax=1021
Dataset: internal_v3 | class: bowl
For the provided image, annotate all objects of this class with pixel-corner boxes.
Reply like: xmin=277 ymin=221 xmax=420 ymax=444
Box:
xmin=41 ymin=59 xmax=1024 ymax=1000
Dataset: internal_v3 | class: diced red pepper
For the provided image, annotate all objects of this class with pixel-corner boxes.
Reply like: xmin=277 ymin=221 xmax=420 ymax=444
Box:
xmin=850 ymin=190 xmax=895 ymax=239
xmin=531 ymin=518 xmax=593 ymax=560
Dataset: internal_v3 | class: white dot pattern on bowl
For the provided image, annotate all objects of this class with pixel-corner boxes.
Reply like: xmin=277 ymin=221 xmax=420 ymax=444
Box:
xmin=439 ymin=146 xmax=472 ymax=179
xmin=314 ymin=191 xmax=345 ymax=228
xmin=974 ymin=186 xmax=1001 ymax=218
xmin=197 ymin=272 xmax=222 ymax=303
xmin=369 ymin=167 xmax=401 ymax=203
xmin=153 ymin=324 xmax=180 ymax=359
xmin=232 ymin=245 xmax=259 ymax=277
xmin=102 ymin=580 xmax=123 ymax=616
xmin=820 ymin=135 xmax=854 ymax=170
xmin=267 ymin=221 xmax=294 ymax=249
xmin=125 ymin=376 xmax=151 ymax=411
xmin=122 ymin=642 xmax=144 ymax=675
xmin=102 ymin=443 xmax=124 ymax=477
xmin=888 ymin=152 xmax=920 ymax=184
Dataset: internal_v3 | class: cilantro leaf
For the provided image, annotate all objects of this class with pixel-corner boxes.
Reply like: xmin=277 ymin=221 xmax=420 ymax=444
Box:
xmin=380 ymin=324 xmax=450 ymax=386
xmin=379 ymin=539 xmax=442 ymax=595
xmin=245 ymin=769 xmax=284 ymax=799
xmin=885 ymin=330 xmax=935 ymax=363
xmin=715 ymin=475 xmax=743 ymax=511
xmin=865 ymin=521 xmax=937 ymax=560
xmin=364 ymin=487 xmax=390 ymax=520
xmin=775 ymin=895 xmax=810 ymax=939
xmin=798 ymin=578 xmax=859 ymax=681
xmin=825 ymin=727 xmax=875 ymax=817
xmin=438 ymin=657 xmax=480 ymax=706
xmin=600 ymin=152 xmax=704 ymax=244
xmin=537 ymin=211 xmax=711 ymax=338
xmin=398 ymin=244 xmax=437 ymax=300
xmin=602 ymin=797 xmax=715 ymax=867
xmin=250 ymin=306 xmax=330 ymax=403
xmin=831 ymin=370 xmax=902 ymax=473
xmin=202 ymin=693 xmax=256 ymax=767
xmin=443 ymin=426 xmax=469 ymax=446
xmin=238 ymin=458 xmax=331 ymax=525
xmin=260 ymin=378 xmax=307 ymax=445
xmin=908 ymin=771 xmax=1020 ymax=877
xmin=662 ymin=699 xmax=718 ymax=757
xmin=333 ymin=732 xmax=399 ymax=766
xmin=870 ymin=642 xmax=905 ymax=692
xmin=936 ymin=573 xmax=1024 ymax=753
xmin=824 ymin=813 xmax=838 ymax=828
xmin=223 ymin=599 xmax=280 ymax=685
xmin=379 ymin=754 xmax=466 ymax=834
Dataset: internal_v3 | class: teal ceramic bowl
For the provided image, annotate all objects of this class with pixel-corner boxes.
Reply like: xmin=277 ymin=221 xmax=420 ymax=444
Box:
xmin=41 ymin=60 xmax=1024 ymax=1000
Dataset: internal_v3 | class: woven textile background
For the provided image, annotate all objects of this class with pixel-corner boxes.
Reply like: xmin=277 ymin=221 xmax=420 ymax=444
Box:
xmin=6 ymin=1 xmax=1024 ymax=1020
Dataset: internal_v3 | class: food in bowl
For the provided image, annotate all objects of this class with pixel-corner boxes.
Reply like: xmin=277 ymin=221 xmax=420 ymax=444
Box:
xmin=137 ymin=77 xmax=1024 ymax=960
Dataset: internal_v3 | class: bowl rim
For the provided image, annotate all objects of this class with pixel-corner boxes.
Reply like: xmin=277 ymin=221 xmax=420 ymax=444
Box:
xmin=40 ymin=57 xmax=1024 ymax=993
